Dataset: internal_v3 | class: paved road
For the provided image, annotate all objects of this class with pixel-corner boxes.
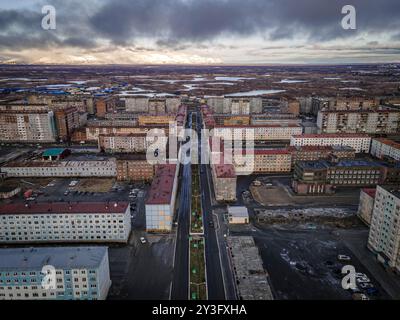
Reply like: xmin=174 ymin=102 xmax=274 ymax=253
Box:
xmin=195 ymin=111 xmax=237 ymax=300
xmin=170 ymin=163 xmax=191 ymax=299
xmin=170 ymin=113 xmax=193 ymax=300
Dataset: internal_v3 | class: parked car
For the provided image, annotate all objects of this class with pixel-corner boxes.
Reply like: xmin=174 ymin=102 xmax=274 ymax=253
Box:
xmin=140 ymin=237 xmax=147 ymax=244
xmin=359 ymin=282 xmax=374 ymax=290
xmin=209 ymin=221 xmax=214 ymax=228
xmin=356 ymin=276 xmax=371 ymax=283
xmin=337 ymin=254 xmax=351 ymax=262
xmin=352 ymin=293 xmax=370 ymax=300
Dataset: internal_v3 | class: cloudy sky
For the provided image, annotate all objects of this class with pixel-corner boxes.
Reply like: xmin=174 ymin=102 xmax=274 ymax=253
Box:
xmin=0 ymin=0 xmax=399 ymax=65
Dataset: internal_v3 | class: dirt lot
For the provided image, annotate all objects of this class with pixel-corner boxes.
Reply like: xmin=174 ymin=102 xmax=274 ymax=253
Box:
xmin=74 ymin=178 xmax=115 ymax=192
xmin=250 ymin=182 xmax=361 ymax=207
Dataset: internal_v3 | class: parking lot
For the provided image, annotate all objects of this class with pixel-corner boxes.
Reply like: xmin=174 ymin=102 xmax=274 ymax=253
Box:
xmin=108 ymin=233 xmax=175 ymax=300
xmin=230 ymin=223 xmax=397 ymax=300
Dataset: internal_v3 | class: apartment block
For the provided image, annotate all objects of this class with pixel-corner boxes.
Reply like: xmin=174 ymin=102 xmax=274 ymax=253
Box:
xmin=371 ymin=138 xmax=400 ymax=161
xmin=99 ymin=133 xmax=147 ymax=153
xmin=317 ymin=109 xmax=400 ymax=134
xmin=124 ymin=97 xmax=181 ymax=114
xmin=116 ymin=155 xmax=155 ymax=181
xmin=213 ymin=124 xmax=303 ymax=141
xmin=145 ymin=164 xmax=179 ymax=232
xmin=86 ymin=122 xmax=168 ymax=141
xmin=206 ymin=97 xmax=262 ymax=114
xmin=0 ymin=246 xmax=111 ymax=300
xmin=290 ymin=134 xmax=371 ymax=153
xmin=368 ymin=186 xmax=400 ymax=272
xmin=0 ymin=202 xmax=131 ymax=243
xmin=358 ymin=188 xmax=376 ymax=226
xmin=0 ymin=104 xmax=57 ymax=142
xmin=1 ymin=160 xmax=117 ymax=178
xmin=54 ymin=106 xmax=81 ymax=141
xmin=138 ymin=115 xmax=175 ymax=126
xmin=233 ymin=149 xmax=292 ymax=175
xmin=95 ymin=97 xmax=117 ymax=118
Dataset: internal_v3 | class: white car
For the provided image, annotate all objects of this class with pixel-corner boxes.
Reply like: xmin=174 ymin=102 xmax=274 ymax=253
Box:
xmin=140 ymin=237 xmax=147 ymax=244
xmin=337 ymin=254 xmax=351 ymax=261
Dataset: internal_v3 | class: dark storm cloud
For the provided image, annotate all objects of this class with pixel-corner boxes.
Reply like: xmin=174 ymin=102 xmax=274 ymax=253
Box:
xmin=88 ymin=0 xmax=400 ymax=42
xmin=0 ymin=0 xmax=400 ymax=50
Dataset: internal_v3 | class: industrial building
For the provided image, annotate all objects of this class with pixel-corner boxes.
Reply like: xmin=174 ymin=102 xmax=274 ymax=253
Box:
xmin=368 ymin=186 xmax=400 ymax=272
xmin=145 ymin=164 xmax=179 ymax=232
xmin=228 ymin=206 xmax=249 ymax=224
xmin=0 ymin=246 xmax=111 ymax=300
xmin=0 ymin=202 xmax=131 ymax=243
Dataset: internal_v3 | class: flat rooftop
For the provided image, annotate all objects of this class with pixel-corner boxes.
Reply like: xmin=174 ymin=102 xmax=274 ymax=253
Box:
xmin=227 ymin=236 xmax=273 ymax=300
xmin=0 ymin=202 xmax=129 ymax=215
xmin=373 ymin=138 xmax=400 ymax=149
xmin=379 ymin=185 xmax=400 ymax=199
xmin=297 ymin=160 xmax=330 ymax=170
xmin=293 ymin=133 xmax=370 ymax=138
xmin=0 ymin=246 xmax=108 ymax=271
xmin=146 ymin=164 xmax=177 ymax=205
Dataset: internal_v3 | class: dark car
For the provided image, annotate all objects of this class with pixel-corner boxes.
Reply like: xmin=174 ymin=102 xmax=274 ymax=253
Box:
xmin=209 ymin=221 xmax=214 ymax=228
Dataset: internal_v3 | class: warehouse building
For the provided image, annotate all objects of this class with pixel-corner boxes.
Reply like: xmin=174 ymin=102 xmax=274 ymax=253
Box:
xmin=0 ymin=246 xmax=111 ymax=300
xmin=145 ymin=164 xmax=179 ymax=232
xmin=0 ymin=202 xmax=131 ymax=243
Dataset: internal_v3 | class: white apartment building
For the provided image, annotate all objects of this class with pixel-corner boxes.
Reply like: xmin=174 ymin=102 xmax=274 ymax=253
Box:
xmin=370 ymin=138 xmax=400 ymax=161
xmin=98 ymin=133 xmax=148 ymax=153
xmin=368 ymin=186 xmax=400 ymax=272
xmin=317 ymin=109 xmax=400 ymax=134
xmin=0 ymin=105 xmax=57 ymax=142
xmin=0 ymin=246 xmax=111 ymax=300
xmin=290 ymin=134 xmax=371 ymax=153
xmin=213 ymin=125 xmax=303 ymax=141
xmin=1 ymin=160 xmax=117 ymax=178
xmin=145 ymin=164 xmax=179 ymax=232
xmin=0 ymin=202 xmax=131 ymax=243
xmin=206 ymin=97 xmax=263 ymax=114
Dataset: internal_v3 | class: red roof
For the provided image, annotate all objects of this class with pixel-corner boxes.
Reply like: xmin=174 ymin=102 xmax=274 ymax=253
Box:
xmin=215 ymin=124 xmax=301 ymax=128
xmin=373 ymin=138 xmax=400 ymax=149
xmin=214 ymin=164 xmax=236 ymax=178
xmin=362 ymin=188 xmax=376 ymax=198
xmin=146 ymin=164 xmax=177 ymax=205
xmin=0 ymin=202 xmax=129 ymax=215
xmin=292 ymin=133 xmax=369 ymax=138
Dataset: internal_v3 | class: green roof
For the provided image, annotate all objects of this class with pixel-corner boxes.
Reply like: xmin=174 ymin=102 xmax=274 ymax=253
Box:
xmin=42 ymin=148 xmax=67 ymax=157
